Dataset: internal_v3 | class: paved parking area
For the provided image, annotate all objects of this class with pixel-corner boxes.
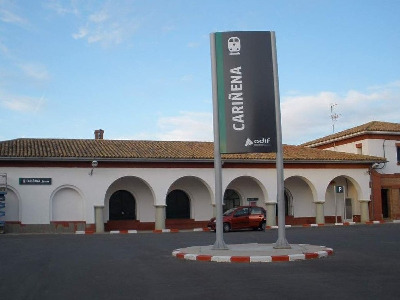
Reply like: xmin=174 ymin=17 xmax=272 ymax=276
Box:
xmin=1 ymin=224 xmax=399 ymax=300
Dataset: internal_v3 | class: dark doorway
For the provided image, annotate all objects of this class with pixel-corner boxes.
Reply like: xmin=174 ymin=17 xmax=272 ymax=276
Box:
xmin=223 ymin=189 xmax=240 ymax=212
xmin=381 ymin=189 xmax=390 ymax=219
xmin=109 ymin=190 xmax=136 ymax=220
xmin=276 ymin=189 xmax=292 ymax=216
xmin=166 ymin=190 xmax=190 ymax=219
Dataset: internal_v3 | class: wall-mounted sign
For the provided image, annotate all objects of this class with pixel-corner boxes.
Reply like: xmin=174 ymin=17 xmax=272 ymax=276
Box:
xmin=19 ymin=178 xmax=52 ymax=185
xmin=247 ymin=198 xmax=259 ymax=202
xmin=335 ymin=186 xmax=344 ymax=193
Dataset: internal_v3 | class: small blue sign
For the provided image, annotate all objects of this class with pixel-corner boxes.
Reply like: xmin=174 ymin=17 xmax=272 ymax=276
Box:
xmin=335 ymin=186 xmax=344 ymax=193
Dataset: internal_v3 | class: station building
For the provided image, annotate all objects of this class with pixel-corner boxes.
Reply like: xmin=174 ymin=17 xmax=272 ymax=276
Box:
xmin=0 ymin=124 xmax=390 ymax=233
xmin=303 ymin=121 xmax=400 ymax=222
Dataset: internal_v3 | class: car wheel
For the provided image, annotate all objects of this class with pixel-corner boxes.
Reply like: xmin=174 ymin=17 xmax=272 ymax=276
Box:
xmin=260 ymin=222 xmax=266 ymax=231
xmin=223 ymin=223 xmax=230 ymax=232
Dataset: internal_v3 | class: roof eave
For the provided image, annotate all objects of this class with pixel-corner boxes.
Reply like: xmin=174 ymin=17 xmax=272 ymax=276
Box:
xmin=0 ymin=157 xmax=213 ymax=163
xmin=305 ymin=130 xmax=400 ymax=148
xmin=0 ymin=157 xmax=385 ymax=165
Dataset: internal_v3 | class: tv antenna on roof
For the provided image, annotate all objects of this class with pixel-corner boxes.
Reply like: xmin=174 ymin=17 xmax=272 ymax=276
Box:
xmin=330 ymin=103 xmax=340 ymax=134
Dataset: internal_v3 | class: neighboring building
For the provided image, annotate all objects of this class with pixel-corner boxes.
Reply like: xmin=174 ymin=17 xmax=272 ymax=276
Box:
xmin=303 ymin=121 xmax=400 ymax=221
xmin=0 ymin=129 xmax=385 ymax=233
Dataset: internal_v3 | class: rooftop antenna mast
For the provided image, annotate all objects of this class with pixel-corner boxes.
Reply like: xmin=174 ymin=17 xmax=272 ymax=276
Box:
xmin=330 ymin=103 xmax=340 ymax=134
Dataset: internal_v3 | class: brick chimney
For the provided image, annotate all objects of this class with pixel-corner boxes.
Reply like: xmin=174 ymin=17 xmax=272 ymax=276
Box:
xmin=94 ymin=129 xmax=104 ymax=140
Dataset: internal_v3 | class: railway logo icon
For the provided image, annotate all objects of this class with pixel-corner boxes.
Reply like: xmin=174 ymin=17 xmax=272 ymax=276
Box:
xmin=228 ymin=37 xmax=240 ymax=55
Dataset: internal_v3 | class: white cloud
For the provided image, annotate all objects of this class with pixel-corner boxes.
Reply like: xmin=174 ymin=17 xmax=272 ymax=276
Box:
xmin=118 ymin=82 xmax=400 ymax=145
xmin=72 ymin=3 xmax=140 ymax=47
xmin=0 ymin=8 xmax=26 ymax=25
xmin=156 ymin=112 xmax=213 ymax=141
xmin=0 ymin=92 xmax=46 ymax=113
xmin=126 ymin=112 xmax=213 ymax=142
xmin=72 ymin=27 xmax=88 ymax=39
xmin=187 ymin=42 xmax=200 ymax=48
xmin=162 ymin=25 xmax=175 ymax=32
xmin=43 ymin=0 xmax=79 ymax=16
xmin=89 ymin=11 xmax=109 ymax=23
xmin=180 ymin=74 xmax=193 ymax=82
xmin=19 ymin=63 xmax=50 ymax=81
xmin=0 ymin=41 xmax=8 ymax=54
xmin=281 ymin=81 xmax=400 ymax=144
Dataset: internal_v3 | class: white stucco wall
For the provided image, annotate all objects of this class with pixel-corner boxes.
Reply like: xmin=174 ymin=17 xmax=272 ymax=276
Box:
xmin=0 ymin=164 xmax=372 ymax=225
xmin=52 ymin=187 xmax=84 ymax=221
xmin=285 ymin=177 xmax=314 ymax=218
xmin=2 ymin=186 xmax=19 ymax=221
xmin=326 ymin=138 xmax=400 ymax=174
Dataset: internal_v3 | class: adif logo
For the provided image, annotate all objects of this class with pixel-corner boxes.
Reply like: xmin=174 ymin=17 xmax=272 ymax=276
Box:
xmin=245 ymin=138 xmax=253 ymax=147
xmin=228 ymin=37 xmax=240 ymax=55
xmin=245 ymin=137 xmax=271 ymax=147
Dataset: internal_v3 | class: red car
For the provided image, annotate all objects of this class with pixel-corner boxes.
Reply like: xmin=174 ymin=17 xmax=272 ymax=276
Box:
xmin=207 ymin=206 xmax=266 ymax=232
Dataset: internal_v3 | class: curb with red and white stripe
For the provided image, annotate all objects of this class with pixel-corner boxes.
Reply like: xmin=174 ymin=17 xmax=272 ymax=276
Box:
xmin=75 ymin=221 xmax=397 ymax=234
xmin=75 ymin=228 xmax=210 ymax=235
xmin=172 ymin=246 xmax=334 ymax=263
xmin=365 ymin=220 xmax=385 ymax=225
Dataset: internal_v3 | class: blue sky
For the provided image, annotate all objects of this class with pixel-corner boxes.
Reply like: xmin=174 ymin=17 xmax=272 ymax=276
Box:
xmin=1 ymin=0 xmax=399 ymax=145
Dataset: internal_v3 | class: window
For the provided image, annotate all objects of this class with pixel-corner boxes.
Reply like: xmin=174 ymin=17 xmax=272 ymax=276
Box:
xmin=234 ymin=207 xmax=249 ymax=217
xmin=356 ymin=143 xmax=362 ymax=155
xmin=397 ymin=144 xmax=400 ymax=163
xmin=250 ymin=207 xmax=262 ymax=215
xmin=223 ymin=189 xmax=240 ymax=212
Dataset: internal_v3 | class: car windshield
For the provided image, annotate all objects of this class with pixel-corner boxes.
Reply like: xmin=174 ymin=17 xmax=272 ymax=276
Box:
xmin=223 ymin=208 xmax=237 ymax=216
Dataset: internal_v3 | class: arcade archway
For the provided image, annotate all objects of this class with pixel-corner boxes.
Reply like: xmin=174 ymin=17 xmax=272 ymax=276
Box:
xmin=109 ymin=190 xmax=136 ymax=220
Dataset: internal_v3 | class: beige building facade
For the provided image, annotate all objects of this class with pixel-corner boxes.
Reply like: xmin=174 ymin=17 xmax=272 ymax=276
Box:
xmin=0 ymin=130 xmax=385 ymax=233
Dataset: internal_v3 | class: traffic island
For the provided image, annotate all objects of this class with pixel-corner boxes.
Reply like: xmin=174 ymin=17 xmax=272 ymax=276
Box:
xmin=172 ymin=243 xmax=333 ymax=263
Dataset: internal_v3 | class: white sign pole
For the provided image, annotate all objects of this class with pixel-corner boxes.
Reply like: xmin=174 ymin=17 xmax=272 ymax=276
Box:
xmin=210 ymin=33 xmax=228 ymax=250
xmin=334 ymin=186 xmax=338 ymax=223
xmin=343 ymin=186 xmax=347 ymax=221
xmin=271 ymin=32 xmax=290 ymax=249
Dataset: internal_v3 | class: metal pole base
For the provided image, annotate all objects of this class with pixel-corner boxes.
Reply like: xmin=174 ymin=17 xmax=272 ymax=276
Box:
xmin=274 ymin=237 xmax=291 ymax=249
xmin=212 ymin=240 xmax=229 ymax=250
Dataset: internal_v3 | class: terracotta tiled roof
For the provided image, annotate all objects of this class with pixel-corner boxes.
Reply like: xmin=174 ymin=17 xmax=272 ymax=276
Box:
xmin=0 ymin=138 xmax=384 ymax=163
xmin=302 ymin=121 xmax=400 ymax=147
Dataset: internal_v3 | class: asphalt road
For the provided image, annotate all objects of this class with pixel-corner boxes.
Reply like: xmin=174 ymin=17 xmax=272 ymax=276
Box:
xmin=1 ymin=224 xmax=399 ymax=300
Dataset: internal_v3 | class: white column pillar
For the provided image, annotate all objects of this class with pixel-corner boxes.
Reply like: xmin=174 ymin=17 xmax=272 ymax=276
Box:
xmin=359 ymin=199 xmax=370 ymax=222
xmin=212 ymin=204 xmax=216 ymax=218
xmin=94 ymin=206 xmax=104 ymax=233
xmin=266 ymin=202 xmax=276 ymax=226
xmin=315 ymin=201 xmax=325 ymax=224
xmin=155 ymin=205 xmax=166 ymax=230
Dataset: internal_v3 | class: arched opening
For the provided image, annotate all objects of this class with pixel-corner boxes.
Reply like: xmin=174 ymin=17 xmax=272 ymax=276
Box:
xmin=109 ymin=190 xmax=136 ymax=220
xmin=166 ymin=190 xmax=190 ymax=219
xmin=276 ymin=189 xmax=293 ymax=217
xmin=325 ymin=176 xmax=363 ymax=223
xmin=52 ymin=187 xmax=84 ymax=221
xmin=105 ymin=176 xmax=156 ymax=231
xmin=2 ymin=188 xmax=19 ymax=222
xmin=285 ymin=188 xmax=293 ymax=216
xmin=223 ymin=189 xmax=241 ymax=212
xmin=225 ymin=176 xmax=268 ymax=211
